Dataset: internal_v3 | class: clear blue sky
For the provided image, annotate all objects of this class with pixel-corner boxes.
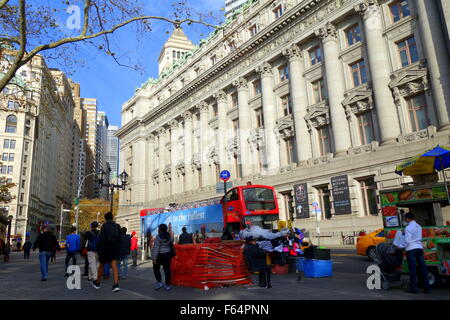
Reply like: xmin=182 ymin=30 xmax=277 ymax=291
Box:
xmin=67 ymin=0 xmax=224 ymax=127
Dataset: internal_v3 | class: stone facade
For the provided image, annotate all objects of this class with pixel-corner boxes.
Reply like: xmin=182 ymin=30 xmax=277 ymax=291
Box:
xmin=116 ymin=0 xmax=450 ymax=243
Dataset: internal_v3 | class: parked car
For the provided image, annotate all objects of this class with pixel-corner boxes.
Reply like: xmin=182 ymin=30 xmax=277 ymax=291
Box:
xmin=356 ymin=228 xmax=386 ymax=261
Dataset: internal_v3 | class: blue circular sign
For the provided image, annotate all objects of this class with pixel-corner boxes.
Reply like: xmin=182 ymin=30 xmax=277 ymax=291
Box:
xmin=312 ymin=202 xmax=319 ymax=208
xmin=220 ymin=170 xmax=231 ymax=181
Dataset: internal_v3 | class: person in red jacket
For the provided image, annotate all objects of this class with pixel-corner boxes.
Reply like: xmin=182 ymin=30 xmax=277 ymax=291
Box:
xmin=130 ymin=231 xmax=138 ymax=267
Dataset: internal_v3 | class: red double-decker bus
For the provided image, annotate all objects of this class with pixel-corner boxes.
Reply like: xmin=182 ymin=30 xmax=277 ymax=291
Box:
xmin=221 ymin=185 xmax=279 ymax=232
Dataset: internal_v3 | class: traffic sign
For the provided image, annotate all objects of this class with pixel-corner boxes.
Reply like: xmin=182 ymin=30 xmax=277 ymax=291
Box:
xmin=312 ymin=202 xmax=319 ymax=208
xmin=220 ymin=170 xmax=231 ymax=181
xmin=74 ymin=198 xmax=79 ymax=205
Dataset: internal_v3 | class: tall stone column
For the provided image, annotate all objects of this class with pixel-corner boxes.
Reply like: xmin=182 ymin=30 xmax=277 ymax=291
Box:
xmin=233 ymin=77 xmax=253 ymax=176
xmin=315 ymin=22 xmax=352 ymax=155
xmin=182 ymin=111 xmax=194 ymax=192
xmin=355 ymin=1 xmax=400 ymax=144
xmin=146 ymin=134 xmax=155 ymax=202
xmin=214 ymin=90 xmax=230 ymax=172
xmin=256 ymin=62 xmax=280 ymax=172
xmin=169 ymin=120 xmax=180 ymax=195
xmin=282 ymin=44 xmax=312 ymax=162
xmin=157 ymin=127 xmax=167 ymax=198
xmin=415 ymin=0 xmax=450 ymax=129
xmin=198 ymin=101 xmax=212 ymax=187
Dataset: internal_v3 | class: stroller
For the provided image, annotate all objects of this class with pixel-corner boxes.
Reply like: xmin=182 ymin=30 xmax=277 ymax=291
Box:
xmin=374 ymin=242 xmax=408 ymax=290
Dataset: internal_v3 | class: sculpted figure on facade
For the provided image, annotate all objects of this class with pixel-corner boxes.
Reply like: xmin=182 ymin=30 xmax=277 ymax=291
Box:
xmin=315 ymin=21 xmax=338 ymax=42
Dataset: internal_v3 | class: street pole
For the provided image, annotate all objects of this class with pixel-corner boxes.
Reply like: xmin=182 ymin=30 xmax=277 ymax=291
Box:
xmin=59 ymin=204 xmax=63 ymax=240
xmin=315 ymin=207 xmax=320 ymax=247
xmin=76 ymin=172 xmax=96 ymax=234
xmin=110 ymin=187 xmax=114 ymax=213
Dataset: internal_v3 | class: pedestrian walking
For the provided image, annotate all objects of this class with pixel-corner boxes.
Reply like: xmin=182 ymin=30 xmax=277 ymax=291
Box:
xmin=64 ymin=227 xmax=81 ymax=277
xmin=50 ymin=246 xmax=56 ymax=264
xmin=32 ymin=226 xmax=60 ymax=281
xmin=130 ymin=231 xmax=138 ymax=267
xmin=151 ymin=223 xmax=175 ymax=291
xmin=119 ymin=227 xmax=131 ymax=280
xmin=16 ymin=240 xmax=22 ymax=252
xmin=82 ymin=222 xmax=100 ymax=281
xmin=23 ymin=238 xmax=32 ymax=259
xmin=81 ymin=231 xmax=89 ymax=277
xmin=396 ymin=212 xmax=431 ymax=294
xmin=92 ymin=212 xmax=122 ymax=292
xmin=177 ymin=227 xmax=194 ymax=244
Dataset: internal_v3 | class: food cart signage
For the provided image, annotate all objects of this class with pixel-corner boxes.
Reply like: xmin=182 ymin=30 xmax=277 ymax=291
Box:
xmin=331 ymin=175 xmax=352 ymax=215
xmin=381 ymin=186 xmax=450 ymax=206
xmin=293 ymin=183 xmax=310 ymax=219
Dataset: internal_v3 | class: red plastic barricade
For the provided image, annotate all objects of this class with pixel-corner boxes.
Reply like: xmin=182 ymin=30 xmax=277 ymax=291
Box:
xmin=171 ymin=242 xmax=252 ymax=289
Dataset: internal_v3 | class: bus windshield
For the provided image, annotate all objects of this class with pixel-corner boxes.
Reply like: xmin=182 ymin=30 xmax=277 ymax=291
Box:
xmin=243 ymin=187 xmax=276 ymax=211
xmin=243 ymin=214 xmax=278 ymax=230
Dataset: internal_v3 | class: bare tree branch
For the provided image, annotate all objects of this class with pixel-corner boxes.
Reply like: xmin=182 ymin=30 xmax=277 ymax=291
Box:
xmin=0 ymin=0 xmax=9 ymax=10
xmin=82 ymin=0 xmax=92 ymax=36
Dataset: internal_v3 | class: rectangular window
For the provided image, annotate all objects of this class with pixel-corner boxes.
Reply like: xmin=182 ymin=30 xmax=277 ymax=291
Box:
xmin=249 ymin=24 xmax=258 ymax=37
xmin=23 ymin=167 xmax=26 ymax=175
xmin=0 ymin=166 xmax=6 ymax=174
xmin=350 ymin=60 xmax=367 ymax=87
xmin=210 ymin=55 xmax=217 ymax=65
xmin=279 ymin=64 xmax=289 ymax=82
xmin=21 ymin=179 xmax=25 ymax=188
xmin=10 ymin=140 xmax=16 ymax=149
xmin=273 ymin=5 xmax=283 ymax=19
xmin=309 ymin=46 xmax=322 ymax=66
xmin=312 ymin=79 xmax=326 ymax=103
xmin=212 ymin=104 xmax=218 ymax=118
xmin=281 ymin=94 xmax=292 ymax=116
xmin=318 ymin=126 xmax=331 ymax=156
xmin=6 ymin=178 xmax=12 ymax=184
xmin=253 ymin=79 xmax=262 ymax=96
xmin=390 ymin=0 xmax=410 ymax=23
xmin=2 ymin=153 xmax=7 ymax=161
xmin=3 ymin=139 xmax=9 ymax=149
xmin=8 ymin=153 xmax=14 ymax=162
xmin=235 ymin=156 xmax=242 ymax=179
xmin=282 ymin=192 xmax=295 ymax=221
xmin=407 ymin=94 xmax=429 ymax=131
xmin=7 ymin=101 xmax=14 ymax=109
xmin=24 ymin=155 xmax=27 ymax=163
xmin=359 ymin=178 xmax=378 ymax=216
xmin=231 ymin=92 xmax=238 ymax=108
xmin=357 ymin=112 xmax=375 ymax=145
xmin=233 ymin=119 xmax=239 ymax=136
xmin=346 ymin=24 xmax=361 ymax=46
xmin=286 ymin=137 xmax=295 ymax=165
xmin=316 ymin=186 xmax=332 ymax=219
xmin=255 ymin=108 xmax=264 ymax=128
xmin=397 ymin=37 xmax=419 ymax=67
xmin=20 ymin=193 xmax=24 ymax=202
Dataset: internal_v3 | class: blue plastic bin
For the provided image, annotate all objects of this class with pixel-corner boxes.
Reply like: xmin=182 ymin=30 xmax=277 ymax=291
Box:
xmin=296 ymin=257 xmax=306 ymax=272
xmin=303 ymin=259 xmax=333 ymax=278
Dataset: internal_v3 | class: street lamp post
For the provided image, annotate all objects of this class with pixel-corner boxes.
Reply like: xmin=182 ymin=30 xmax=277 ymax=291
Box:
xmin=75 ymin=172 xmax=97 ymax=234
xmin=97 ymin=169 xmax=128 ymax=214
xmin=60 ymin=207 xmax=72 ymax=240
xmin=6 ymin=215 xmax=13 ymax=262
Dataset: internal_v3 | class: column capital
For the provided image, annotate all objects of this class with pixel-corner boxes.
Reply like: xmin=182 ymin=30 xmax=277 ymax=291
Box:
xmin=181 ymin=110 xmax=193 ymax=120
xmin=233 ymin=77 xmax=248 ymax=91
xmin=213 ymin=90 xmax=228 ymax=103
xmin=169 ymin=119 xmax=180 ymax=129
xmin=196 ymin=101 xmax=209 ymax=113
xmin=354 ymin=0 xmax=381 ymax=19
xmin=146 ymin=133 xmax=155 ymax=142
xmin=256 ymin=62 xmax=273 ymax=77
xmin=156 ymin=127 xmax=166 ymax=136
xmin=315 ymin=22 xmax=338 ymax=42
xmin=282 ymin=44 xmax=303 ymax=62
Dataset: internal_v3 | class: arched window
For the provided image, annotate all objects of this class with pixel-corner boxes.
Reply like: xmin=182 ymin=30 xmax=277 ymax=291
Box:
xmin=5 ymin=115 xmax=17 ymax=133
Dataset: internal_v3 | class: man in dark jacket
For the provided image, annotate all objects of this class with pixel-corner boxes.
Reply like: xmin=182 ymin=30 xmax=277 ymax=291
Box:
xmin=177 ymin=227 xmax=193 ymax=244
xmin=82 ymin=222 xmax=100 ymax=281
xmin=119 ymin=227 xmax=131 ymax=280
xmin=23 ymin=238 xmax=32 ymax=259
xmin=243 ymin=236 xmax=272 ymax=288
xmin=92 ymin=212 xmax=121 ymax=292
xmin=33 ymin=226 xmax=60 ymax=281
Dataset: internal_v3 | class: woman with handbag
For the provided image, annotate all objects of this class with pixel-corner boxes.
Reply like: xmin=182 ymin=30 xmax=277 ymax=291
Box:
xmin=151 ymin=224 xmax=175 ymax=291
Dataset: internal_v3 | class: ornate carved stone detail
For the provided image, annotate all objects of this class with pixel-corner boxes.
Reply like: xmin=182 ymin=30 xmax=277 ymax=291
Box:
xmin=399 ymin=126 xmax=437 ymax=143
xmin=156 ymin=127 xmax=166 ymax=136
xmin=389 ymin=61 xmax=429 ymax=104
xmin=275 ymin=115 xmax=295 ymax=141
xmin=348 ymin=141 xmax=379 ymax=155
xmin=163 ymin=165 xmax=172 ymax=180
xmin=191 ymin=153 xmax=202 ymax=170
xmin=175 ymin=161 xmax=185 ymax=176
xmin=226 ymin=136 xmax=240 ymax=158
xmin=152 ymin=169 xmax=160 ymax=183
xmin=282 ymin=44 xmax=303 ymax=62
xmin=354 ymin=0 xmax=381 ymax=19
xmin=342 ymin=85 xmax=374 ymax=116
xmin=207 ymin=146 xmax=219 ymax=165
xmin=256 ymin=62 xmax=273 ymax=76
xmin=315 ymin=22 xmax=338 ymax=42
xmin=308 ymin=153 xmax=334 ymax=166
xmin=181 ymin=110 xmax=193 ymax=120
xmin=197 ymin=101 xmax=209 ymax=113
xmin=305 ymin=103 xmax=330 ymax=129
xmin=233 ymin=77 xmax=248 ymax=90
xmin=169 ymin=119 xmax=179 ymax=129
xmin=213 ymin=90 xmax=228 ymax=103
xmin=248 ymin=128 xmax=265 ymax=150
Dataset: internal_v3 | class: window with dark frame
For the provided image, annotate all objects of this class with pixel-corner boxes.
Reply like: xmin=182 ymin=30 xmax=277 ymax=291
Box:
xmin=316 ymin=185 xmax=332 ymax=220
xmin=278 ymin=64 xmax=289 ymax=82
xmin=389 ymin=0 xmax=410 ymax=23
xmin=346 ymin=24 xmax=361 ymax=46
xmin=407 ymin=94 xmax=429 ymax=132
xmin=359 ymin=177 xmax=378 ymax=216
xmin=273 ymin=5 xmax=283 ymax=19
xmin=350 ymin=60 xmax=367 ymax=87
xmin=397 ymin=36 xmax=419 ymax=68
xmin=281 ymin=94 xmax=292 ymax=116
xmin=318 ymin=126 xmax=331 ymax=156
xmin=312 ymin=78 xmax=326 ymax=103
xmin=309 ymin=46 xmax=322 ymax=66
xmin=357 ymin=112 xmax=375 ymax=145
xmin=255 ymin=108 xmax=264 ymax=128
xmin=253 ymin=79 xmax=262 ymax=96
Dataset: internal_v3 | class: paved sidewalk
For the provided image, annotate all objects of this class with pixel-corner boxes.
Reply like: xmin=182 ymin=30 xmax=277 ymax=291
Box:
xmin=0 ymin=250 xmax=449 ymax=300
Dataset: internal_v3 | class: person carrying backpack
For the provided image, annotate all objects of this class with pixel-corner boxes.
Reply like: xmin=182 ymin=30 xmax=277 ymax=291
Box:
xmin=92 ymin=212 xmax=122 ymax=292
xmin=83 ymin=221 xmax=100 ymax=281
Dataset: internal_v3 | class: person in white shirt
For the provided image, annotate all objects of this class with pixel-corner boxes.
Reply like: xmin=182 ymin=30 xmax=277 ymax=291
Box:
xmin=396 ymin=212 xmax=430 ymax=294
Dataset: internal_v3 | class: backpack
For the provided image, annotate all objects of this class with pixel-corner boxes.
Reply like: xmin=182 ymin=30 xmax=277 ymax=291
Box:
xmin=87 ymin=231 xmax=100 ymax=251
xmin=105 ymin=223 xmax=121 ymax=244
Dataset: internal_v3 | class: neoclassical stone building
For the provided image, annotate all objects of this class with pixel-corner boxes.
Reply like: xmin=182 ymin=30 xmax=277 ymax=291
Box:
xmin=117 ymin=0 xmax=450 ymax=244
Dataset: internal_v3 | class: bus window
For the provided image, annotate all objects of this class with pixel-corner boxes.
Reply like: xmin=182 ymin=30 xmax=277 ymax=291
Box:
xmin=224 ymin=189 xmax=239 ymax=202
xmin=243 ymin=187 xmax=276 ymax=211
